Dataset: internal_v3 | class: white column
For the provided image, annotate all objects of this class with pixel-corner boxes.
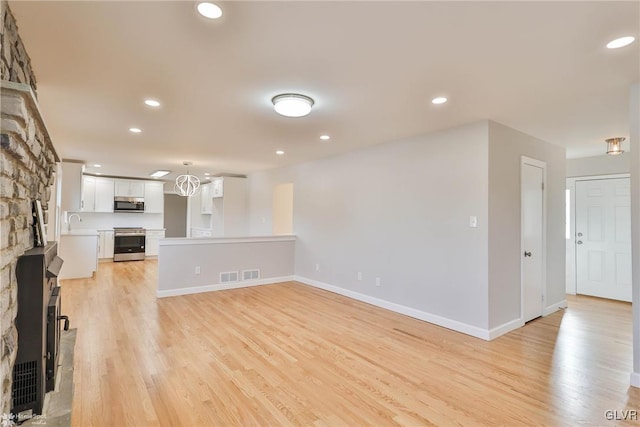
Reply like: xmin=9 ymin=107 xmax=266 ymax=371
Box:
xmin=630 ymin=82 xmax=640 ymax=387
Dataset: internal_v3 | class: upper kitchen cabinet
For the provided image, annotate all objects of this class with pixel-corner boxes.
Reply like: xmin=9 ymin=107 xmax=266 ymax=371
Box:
xmin=114 ymin=180 xmax=145 ymax=198
xmin=200 ymin=182 xmax=213 ymax=214
xmin=61 ymin=161 xmax=84 ymax=212
xmin=82 ymin=176 xmax=114 ymax=212
xmin=144 ymin=182 xmax=164 ymax=213
xmin=211 ymin=178 xmax=224 ymax=198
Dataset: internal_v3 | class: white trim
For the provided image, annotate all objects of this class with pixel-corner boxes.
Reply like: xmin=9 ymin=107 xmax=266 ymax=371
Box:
xmin=631 ymin=372 xmax=640 ymax=388
xmin=521 ymin=156 xmax=547 ymax=324
xmin=543 ymin=299 xmax=568 ymax=316
xmin=157 ymin=275 xmax=294 ymax=298
xmin=295 ymin=276 xmax=493 ymax=341
xmin=571 ymin=173 xmax=630 ymax=181
xmin=488 ymin=318 xmax=523 ymax=340
xmin=159 ymin=235 xmax=296 ymax=246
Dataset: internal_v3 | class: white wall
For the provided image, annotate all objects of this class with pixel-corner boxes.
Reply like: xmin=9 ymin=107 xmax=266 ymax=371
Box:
xmin=487 ymin=122 xmax=567 ymax=330
xmin=566 ymin=153 xmax=630 ymax=177
xmin=250 ymin=121 xmax=491 ymax=331
xmin=65 ymin=212 xmax=163 ymax=230
xmin=629 ymin=82 xmax=640 ymax=387
xmin=157 ymin=237 xmax=295 ymax=297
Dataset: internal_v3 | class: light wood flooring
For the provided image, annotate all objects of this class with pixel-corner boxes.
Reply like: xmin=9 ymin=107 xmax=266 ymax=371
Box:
xmin=60 ymin=260 xmax=639 ymax=426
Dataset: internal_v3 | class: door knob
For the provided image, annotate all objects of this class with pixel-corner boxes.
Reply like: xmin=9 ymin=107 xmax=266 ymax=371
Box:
xmin=577 ymin=240 xmax=583 ymax=245
xmin=524 ymin=251 xmax=532 ymax=257
xmin=577 ymin=232 xmax=583 ymax=237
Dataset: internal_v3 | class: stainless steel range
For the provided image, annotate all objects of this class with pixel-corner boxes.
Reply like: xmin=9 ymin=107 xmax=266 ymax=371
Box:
xmin=113 ymin=227 xmax=146 ymax=261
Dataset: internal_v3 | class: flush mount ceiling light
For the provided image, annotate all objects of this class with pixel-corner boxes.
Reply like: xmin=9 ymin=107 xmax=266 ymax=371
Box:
xmin=144 ymin=99 xmax=161 ymax=107
xmin=272 ymin=94 xmax=314 ymax=117
xmin=605 ymin=137 xmax=625 ymax=155
xmin=129 ymin=127 xmax=142 ymax=133
xmin=275 ymin=150 xmax=285 ymax=155
xmin=197 ymin=2 xmax=223 ymax=19
xmin=174 ymin=162 xmax=201 ymax=197
xmin=431 ymin=97 xmax=448 ymax=105
xmin=606 ymin=36 xmax=635 ymax=49
xmin=150 ymin=170 xmax=171 ymax=178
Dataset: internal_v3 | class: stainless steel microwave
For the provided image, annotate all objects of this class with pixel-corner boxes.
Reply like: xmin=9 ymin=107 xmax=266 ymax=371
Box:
xmin=114 ymin=197 xmax=145 ymax=213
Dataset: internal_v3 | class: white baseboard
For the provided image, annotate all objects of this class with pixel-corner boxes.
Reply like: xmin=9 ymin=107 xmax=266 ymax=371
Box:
xmin=157 ymin=275 xmax=294 ymax=298
xmin=294 ymin=276 xmax=493 ymax=341
xmin=631 ymin=372 xmax=640 ymax=388
xmin=488 ymin=318 xmax=523 ymax=340
xmin=544 ymin=299 xmax=568 ymax=316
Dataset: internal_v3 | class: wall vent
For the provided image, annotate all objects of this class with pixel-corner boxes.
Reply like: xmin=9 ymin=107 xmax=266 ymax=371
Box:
xmin=220 ymin=271 xmax=239 ymax=283
xmin=242 ymin=269 xmax=260 ymax=281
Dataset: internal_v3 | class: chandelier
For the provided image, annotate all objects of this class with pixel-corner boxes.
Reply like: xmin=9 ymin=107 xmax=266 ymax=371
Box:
xmin=174 ymin=161 xmax=201 ymax=197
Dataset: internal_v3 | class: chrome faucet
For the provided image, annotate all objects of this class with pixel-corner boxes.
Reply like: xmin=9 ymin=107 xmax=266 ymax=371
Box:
xmin=68 ymin=213 xmax=81 ymax=230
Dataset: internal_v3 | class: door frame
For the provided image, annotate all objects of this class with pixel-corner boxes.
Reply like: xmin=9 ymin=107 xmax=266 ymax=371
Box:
xmin=565 ymin=173 xmax=630 ymax=295
xmin=521 ymin=156 xmax=547 ymax=323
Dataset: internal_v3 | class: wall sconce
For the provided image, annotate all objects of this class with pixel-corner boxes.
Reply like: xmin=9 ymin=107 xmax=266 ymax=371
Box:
xmin=605 ymin=137 xmax=625 ymax=155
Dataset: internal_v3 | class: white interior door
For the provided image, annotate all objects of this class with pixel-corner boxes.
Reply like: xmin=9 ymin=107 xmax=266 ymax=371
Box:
xmin=522 ymin=162 xmax=544 ymax=323
xmin=575 ymin=178 xmax=632 ymax=302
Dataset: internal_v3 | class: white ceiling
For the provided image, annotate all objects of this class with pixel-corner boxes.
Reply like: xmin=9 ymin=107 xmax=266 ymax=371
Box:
xmin=9 ymin=1 xmax=640 ymax=181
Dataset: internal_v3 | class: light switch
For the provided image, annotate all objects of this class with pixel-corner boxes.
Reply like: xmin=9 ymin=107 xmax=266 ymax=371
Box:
xmin=469 ymin=216 xmax=478 ymax=228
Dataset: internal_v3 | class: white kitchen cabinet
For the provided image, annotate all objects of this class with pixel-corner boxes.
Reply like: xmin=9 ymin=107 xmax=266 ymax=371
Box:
xmin=114 ymin=180 xmax=145 ymax=197
xmin=98 ymin=230 xmax=114 ymax=259
xmin=211 ymin=177 xmax=247 ymax=237
xmin=144 ymin=182 xmax=164 ymax=213
xmin=59 ymin=232 xmax=98 ymax=279
xmin=81 ymin=176 xmax=96 ymax=212
xmin=82 ymin=176 xmax=114 ymax=212
xmin=211 ymin=178 xmax=224 ymax=198
xmin=61 ymin=161 xmax=84 ymax=212
xmin=200 ymin=182 xmax=213 ymax=214
xmin=145 ymin=229 xmax=165 ymax=256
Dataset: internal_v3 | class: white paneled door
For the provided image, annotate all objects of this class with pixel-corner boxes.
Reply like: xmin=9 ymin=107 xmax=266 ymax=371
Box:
xmin=575 ymin=178 xmax=632 ymax=302
xmin=522 ymin=161 xmax=545 ymax=323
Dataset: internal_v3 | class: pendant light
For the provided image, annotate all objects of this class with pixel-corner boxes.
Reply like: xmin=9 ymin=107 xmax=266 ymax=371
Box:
xmin=174 ymin=161 xmax=201 ymax=197
xmin=605 ymin=137 xmax=625 ymax=155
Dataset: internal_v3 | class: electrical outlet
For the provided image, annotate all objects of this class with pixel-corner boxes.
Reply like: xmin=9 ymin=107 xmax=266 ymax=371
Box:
xmin=315 ymin=263 xmax=320 ymax=271
xmin=375 ymin=277 xmax=381 ymax=287
xmin=357 ymin=272 xmax=362 ymax=281
xmin=195 ymin=266 xmax=200 ymax=274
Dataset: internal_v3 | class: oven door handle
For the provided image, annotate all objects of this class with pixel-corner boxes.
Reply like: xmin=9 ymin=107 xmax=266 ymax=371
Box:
xmin=58 ymin=315 xmax=69 ymax=331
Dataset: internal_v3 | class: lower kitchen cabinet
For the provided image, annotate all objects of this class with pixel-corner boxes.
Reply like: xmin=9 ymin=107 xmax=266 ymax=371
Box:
xmin=145 ymin=229 xmax=165 ymax=256
xmin=98 ymin=230 xmax=114 ymax=259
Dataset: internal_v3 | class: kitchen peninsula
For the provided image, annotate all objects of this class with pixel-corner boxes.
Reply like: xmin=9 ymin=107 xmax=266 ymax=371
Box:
xmin=157 ymin=235 xmax=295 ymax=298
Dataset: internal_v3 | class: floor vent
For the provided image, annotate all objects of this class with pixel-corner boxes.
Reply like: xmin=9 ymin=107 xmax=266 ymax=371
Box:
xmin=242 ymin=269 xmax=260 ymax=281
xmin=220 ymin=271 xmax=239 ymax=283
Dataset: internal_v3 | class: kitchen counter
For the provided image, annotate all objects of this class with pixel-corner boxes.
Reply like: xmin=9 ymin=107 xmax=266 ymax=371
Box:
xmin=160 ymin=235 xmax=295 ymax=246
xmin=61 ymin=229 xmax=98 ymax=236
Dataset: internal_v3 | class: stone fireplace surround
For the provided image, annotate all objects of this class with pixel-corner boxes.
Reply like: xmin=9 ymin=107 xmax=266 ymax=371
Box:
xmin=1 ymin=2 xmax=59 ymax=414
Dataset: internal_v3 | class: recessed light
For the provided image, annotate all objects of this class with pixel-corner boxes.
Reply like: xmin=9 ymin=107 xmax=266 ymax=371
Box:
xmin=197 ymin=2 xmax=223 ymax=19
xmin=144 ymin=99 xmax=161 ymax=107
xmin=150 ymin=170 xmax=171 ymax=178
xmin=320 ymin=135 xmax=331 ymax=141
xmin=204 ymin=172 xmax=210 ymax=176
xmin=606 ymin=36 xmax=635 ymax=49
xmin=276 ymin=150 xmax=285 ymax=155
xmin=431 ymin=97 xmax=447 ymax=105
xmin=272 ymin=94 xmax=314 ymax=117
xmin=95 ymin=172 xmax=102 ymax=175
xmin=129 ymin=127 xmax=142 ymax=133
xmin=93 ymin=164 xmax=101 ymax=168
